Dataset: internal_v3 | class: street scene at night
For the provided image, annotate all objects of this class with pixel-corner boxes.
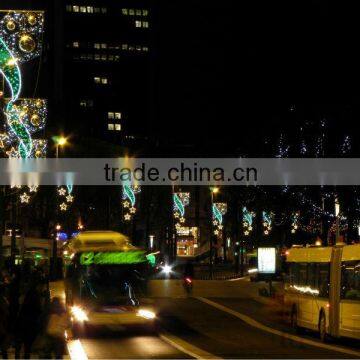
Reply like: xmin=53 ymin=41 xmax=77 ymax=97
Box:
xmin=2 ymin=0 xmax=360 ymax=359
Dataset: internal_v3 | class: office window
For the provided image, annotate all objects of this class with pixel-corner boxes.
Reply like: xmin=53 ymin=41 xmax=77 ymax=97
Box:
xmin=115 ymin=112 xmax=121 ymax=120
xmin=135 ymin=20 xmax=142 ymax=28
xmin=143 ymin=21 xmax=149 ymax=28
xmin=80 ymin=99 xmax=93 ymax=107
xmin=122 ymin=44 xmax=128 ymax=50
xmin=101 ymin=77 xmax=108 ymax=84
xmin=94 ymin=7 xmax=100 ymax=13
xmin=143 ymin=46 xmax=149 ymax=52
xmin=108 ymin=124 xmax=114 ymax=131
xmin=72 ymin=5 xmax=79 ymax=12
xmin=101 ymin=7 xmax=107 ymax=13
xmin=101 ymin=54 xmax=107 ymax=61
xmin=108 ymin=55 xmax=114 ymax=61
xmin=114 ymin=55 xmax=120 ymax=61
xmin=94 ymin=77 xmax=100 ymax=84
xmin=66 ymin=5 xmax=72 ymax=12
xmin=129 ymin=9 xmax=135 ymax=15
xmin=122 ymin=8 xmax=128 ymax=15
xmin=80 ymin=6 xmax=86 ymax=13
xmin=142 ymin=9 xmax=148 ymax=16
xmin=94 ymin=43 xmax=100 ymax=49
xmin=101 ymin=43 xmax=107 ymax=49
xmin=136 ymin=9 xmax=142 ymax=16
xmin=87 ymin=6 xmax=93 ymax=13
xmin=94 ymin=54 xmax=100 ymax=60
xmin=115 ymin=124 xmax=121 ymax=131
xmin=108 ymin=112 xmax=114 ymax=119
xmin=73 ymin=41 xmax=79 ymax=48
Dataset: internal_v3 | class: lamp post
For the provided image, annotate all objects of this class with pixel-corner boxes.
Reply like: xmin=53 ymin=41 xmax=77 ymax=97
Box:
xmin=53 ymin=136 xmax=67 ymax=158
xmin=210 ymin=187 xmax=219 ymax=279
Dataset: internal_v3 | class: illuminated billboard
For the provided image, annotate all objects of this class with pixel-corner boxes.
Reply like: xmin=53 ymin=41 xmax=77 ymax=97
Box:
xmin=257 ymin=247 xmax=276 ymax=274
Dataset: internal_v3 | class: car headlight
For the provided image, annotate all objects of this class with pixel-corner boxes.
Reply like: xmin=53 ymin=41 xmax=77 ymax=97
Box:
xmin=71 ymin=305 xmax=89 ymax=322
xmin=137 ymin=309 xmax=156 ymax=320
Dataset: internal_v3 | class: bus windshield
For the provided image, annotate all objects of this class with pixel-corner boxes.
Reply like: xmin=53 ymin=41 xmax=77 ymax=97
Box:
xmin=80 ymin=265 xmax=140 ymax=306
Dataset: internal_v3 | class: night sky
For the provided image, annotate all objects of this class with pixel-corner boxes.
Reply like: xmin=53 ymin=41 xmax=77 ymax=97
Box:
xmin=156 ymin=0 xmax=360 ymax=155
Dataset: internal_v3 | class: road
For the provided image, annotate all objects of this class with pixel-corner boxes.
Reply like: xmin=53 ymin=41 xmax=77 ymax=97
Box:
xmin=50 ymin=280 xmax=360 ymax=359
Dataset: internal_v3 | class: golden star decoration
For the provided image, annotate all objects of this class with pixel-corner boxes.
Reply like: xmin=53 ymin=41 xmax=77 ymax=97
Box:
xmin=124 ymin=213 xmax=131 ymax=221
xmin=60 ymin=202 xmax=68 ymax=211
xmin=123 ymin=201 xmax=130 ymax=208
xmin=66 ymin=194 xmax=74 ymax=203
xmin=129 ymin=207 xmax=136 ymax=214
xmin=29 ymin=185 xmax=38 ymax=192
xmin=6 ymin=147 xmax=19 ymax=158
xmin=180 ymin=217 xmax=185 ymax=223
xmin=20 ymin=192 xmax=30 ymax=203
xmin=58 ymin=187 xmax=67 ymax=196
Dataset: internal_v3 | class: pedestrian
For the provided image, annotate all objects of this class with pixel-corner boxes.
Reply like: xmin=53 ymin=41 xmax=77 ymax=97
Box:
xmin=40 ymin=297 xmax=70 ymax=359
xmin=0 ymin=284 xmax=10 ymax=359
xmin=14 ymin=282 xmax=44 ymax=359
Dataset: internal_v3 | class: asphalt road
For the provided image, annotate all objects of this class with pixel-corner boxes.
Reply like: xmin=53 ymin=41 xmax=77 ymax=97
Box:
xmin=66 ymin=297 xmax=357 ymax=359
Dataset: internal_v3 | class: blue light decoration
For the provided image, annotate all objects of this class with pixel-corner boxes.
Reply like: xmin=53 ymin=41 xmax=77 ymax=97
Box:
xmin=243 ymin=207 xmax=255 ymax=236
xmin=173 ymin=192 xmax=190 ymax=232
xmin=56 ymin=232 xmax=68 ymax=241
xmin=212 ymin=202 xmax=227 ymax=237
xmin=122 ymin=184 xmax=141 ymax=221
xmin=262 ymin=211 xmax=274 ymax=235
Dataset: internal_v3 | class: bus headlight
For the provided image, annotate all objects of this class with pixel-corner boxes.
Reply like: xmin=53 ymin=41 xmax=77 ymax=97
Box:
xmin=71 ymin=306 xmax=89 ymax=322
xmin=137 ymin=309 xmax=156 ymax=320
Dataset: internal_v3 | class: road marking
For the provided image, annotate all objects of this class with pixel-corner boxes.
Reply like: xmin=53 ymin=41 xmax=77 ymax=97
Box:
xmin=159 ymin=330 xmax=221 ymax=359
xmin=197 ymin=297 xmax=360 ymax=358
xmin=227 ymin=276 xmax=246 ymax=281
xmin=67 ymin=340 xmax=88 ymax=360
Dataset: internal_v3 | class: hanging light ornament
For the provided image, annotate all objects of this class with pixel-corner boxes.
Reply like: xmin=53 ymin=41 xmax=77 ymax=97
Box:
xmin=122 ymin=184 xmax=141 ymax=221
xmin=243 ymin=207 xmax=255 ymax=236
xmin=173 ymin=192 xmax=190 ymax=232
xmin=262 ymin=211 xmax=274 ymax=235
xmin=213 ymin=202 xmax=227 ymax=238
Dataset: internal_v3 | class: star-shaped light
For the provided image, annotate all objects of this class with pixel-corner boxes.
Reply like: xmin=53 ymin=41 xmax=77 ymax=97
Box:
xmin=11 ymin=184 xmax=22 ymax=189
xmin=20 ymin=192 xmax=30 ymax=203
xmin=58 ymin=187 xmax=67 ymax=196
xmin=124 ymin=213 xmax=131 ymax=221
xmin=248 ymin=226 xmax=253 ymax=231
xmin=6 ymin=147 xmax=19 ymax=158
xmin=180 ymin=217 xmax=185 ymax=223
xmin=213 ymin=220 xmax=218 ymax=226
xmin=66 ymin=194 xmax=74 ymax=203
xmin=28 ymin=185 xmax=38 ymax=193
xmin=214 ymin=229 xmax=219 ymax=236
xmin=174 ymin=212 xmax=180 ymax=219
xmin=123 ymin=201 xmax=130 ymax=208
xmin=244 ymin=230 xmax=249 ymax=236
xmin=60 ymin=202 xmax=68 ymax=211
xmin=218 ymin=225 xmax=223 ymax=230
xmin=264 ymin=230 xmax=269 ymax=235
xmin=291 ymin=229 xmax=296 ymax=234
xmin=129 ymin=207 xmax=136 ymax=214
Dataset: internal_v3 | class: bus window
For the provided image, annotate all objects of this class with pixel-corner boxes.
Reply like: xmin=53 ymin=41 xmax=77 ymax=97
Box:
xmin=318 ymin=263 xmax=330 ymax=298
xmin=341 ymin=261 xmax=360 ymax=300
xmin=308 ymin=263 xmax=316 ymax=289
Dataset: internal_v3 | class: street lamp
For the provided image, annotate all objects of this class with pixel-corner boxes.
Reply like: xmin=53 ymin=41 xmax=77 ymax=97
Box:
xmin=52 ymin=135 xmax=68 ymax=158
xmin=335 ymin=196 xmax=340 ymax=244
xmin=210 ymin=187 xmax=219 ymax=279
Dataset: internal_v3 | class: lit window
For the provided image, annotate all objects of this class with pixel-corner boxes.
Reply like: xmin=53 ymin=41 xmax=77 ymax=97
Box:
xmin=122 ymin=8 xmax=128 ymax=15
xmin=108 ymin=55 xmax=114 ymax=61
xmin=114 ymin=55 xmax=120 ymax=61
xmin=94 ymin=54 xmax=100 ymax=60
xmin=101 ymin=78 xmax=108 ymax=84
xmin=143 ymin=46 xmax=149 ymax=52
xmin=73 ymin=41 xmax=79 ymax=48
xmin=115 ymin=112 xmax=121 ymax=120
xmin=80 ymin=100 xmax=87 ymax=107
xmin=66 ymin=5 xmax=72 ymax=12
xmin=135 ymin=20 xmax=142 ymax=28
xmin=94 ymin=77 xmax=100 ymax=84
xmin=80 ymin=6 xmax=86 ymax=13
xmin=129 ymin=9 xmax=135 ymax=15
xmin=101 ymin=7 xmax=107 ymax=13
xmin=136 ymin=9 xmax=142 ymax=16
xmin=94 ymin=43 xmax=100 ymax=49
xmin=108 ymin=124 xmax=114 ymax=131
xmin=87 ymin=6 xmax=93 ymax=13
xmin=142 ymin=9 xmax=148 ymax=16
xmin=136 ymin=45 xmax=141 ymax=51
xmin=94 ymin=7 xmax=100 ymax=13
xmin=101 ymin=54 xmax=107 ymax=61
xmin=101 ymin=43 xmax=107 ymax=49
xmin=143 ymin=21 xmax=149 ymax=28
xmin=129 ymin=46 xmax=135 ymax=51
xmin=108 ymin=112 xmax=114 ymax=119
xmin=115 ymin=124 xmax=121 ymax=131
xmin=122 ymin=44 xmax=128 ymax=50
xmin=73 ymin=5 xmax=79 ymax=12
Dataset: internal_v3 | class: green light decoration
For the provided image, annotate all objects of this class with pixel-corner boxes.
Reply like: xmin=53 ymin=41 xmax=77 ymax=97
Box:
xmin=146 ymin=253 xmax=156 ymax=267
xmin=123 ymin=184 xmax=136 ymax=207
xmin=243 ymin=207 xmax=255 ymax=235
xmin=0 ymin=36 xmax=33 ymax=158
xmin=80 ymin=251 xmax=147 ymax=265
xmin=262 ymin=211 xmax=274 ymax=235
xmin=173 ymin=193 xmax=185 ymax=217
xmin=212 ymin=204 xmax=223 ymax=224
xmin=212 ymin=202 xmax=227 ymax=237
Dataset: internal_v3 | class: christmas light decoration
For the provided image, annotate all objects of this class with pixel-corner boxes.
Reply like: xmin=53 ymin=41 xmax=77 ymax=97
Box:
xmin=0 ymin=11 xmax=44 ymax=62
xmin=291 ymin=212 xmax=300 ymax=234
xmin=243 ymin=207 xmax=255 ymax=236
xmin=213 ymin=202 xmax=227 ymax=238
xmin=173 ymin=192 xmax=190 ymax=232
xmin=262 ymin=211 xmax=274 ymax=235
xmin=60 ymin=202 xmax=68 ymax=211
xmin=57 ymin=184 xmax=74 ymax=211
xmin=20 ymin=192 xmax=30 ymax=203
xmin=122 ymin=184 xmax=141 ymax=221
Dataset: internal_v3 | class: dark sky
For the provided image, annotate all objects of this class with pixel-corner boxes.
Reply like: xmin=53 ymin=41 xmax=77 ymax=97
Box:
xmin=155 ymin=0 xmax=360 ymax=154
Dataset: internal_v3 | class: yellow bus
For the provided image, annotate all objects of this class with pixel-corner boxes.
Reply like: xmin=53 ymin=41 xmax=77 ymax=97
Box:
xmin=285 ymin=244 xmax=360 ymax=341
xmin=62 ymin=231 xmax=156 ymax=336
